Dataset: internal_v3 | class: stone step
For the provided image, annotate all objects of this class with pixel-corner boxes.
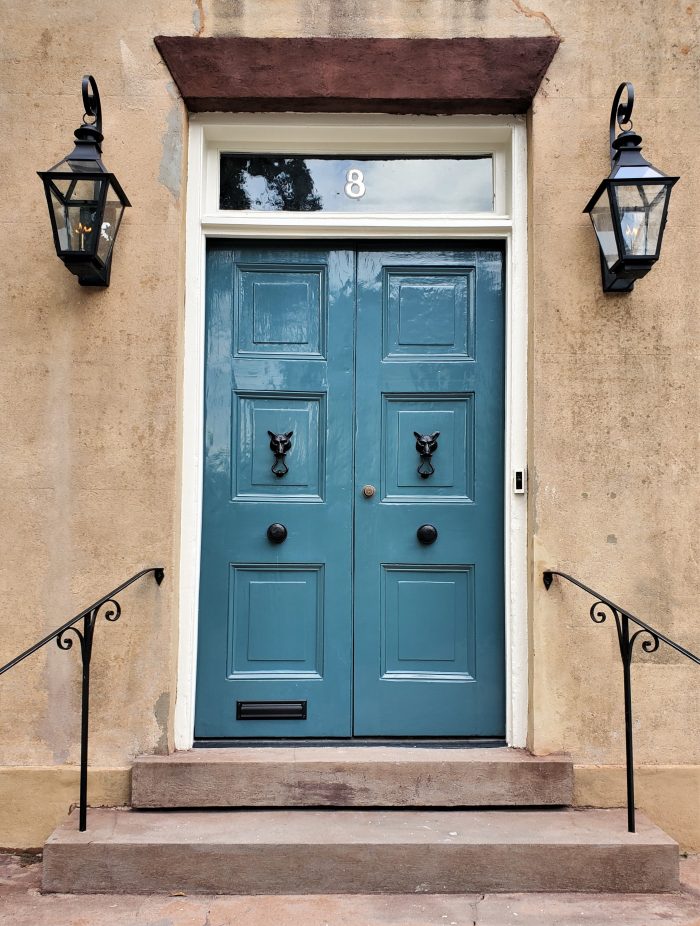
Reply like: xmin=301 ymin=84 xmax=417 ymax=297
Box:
xmin=131 ymin=746 xmax=574 ymax=808
xmin=42 ymin=807 xmax=679 ymax=894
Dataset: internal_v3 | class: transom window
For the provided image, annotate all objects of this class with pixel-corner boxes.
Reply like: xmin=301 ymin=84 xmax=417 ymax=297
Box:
xmin=219 ymin=154 xmax=494 ymax=214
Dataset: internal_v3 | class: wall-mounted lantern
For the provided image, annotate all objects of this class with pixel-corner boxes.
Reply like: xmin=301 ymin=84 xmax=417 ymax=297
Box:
xmin=38 ymin=76 xmax=130 ymax=287
xmin=584 ymin=82 xmax=678 ymax=293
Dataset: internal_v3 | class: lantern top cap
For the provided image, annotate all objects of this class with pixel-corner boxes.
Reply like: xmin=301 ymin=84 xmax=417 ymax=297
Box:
xmin=612 ymin=128 xmax=643 ymax=152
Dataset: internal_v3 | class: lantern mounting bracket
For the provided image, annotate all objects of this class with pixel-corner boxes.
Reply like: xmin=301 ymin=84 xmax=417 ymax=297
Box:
xmin=609 ymin=81 xmax=634 ymax=164
xmin=81 ymin=75 xmax=103 ymax=135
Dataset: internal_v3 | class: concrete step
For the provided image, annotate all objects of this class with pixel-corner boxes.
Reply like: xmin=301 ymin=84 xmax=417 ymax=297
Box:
xmin=42 ymin=807 xmax=679 ymax=894
xmin=131 ymin=746 xmax=574 ymax=808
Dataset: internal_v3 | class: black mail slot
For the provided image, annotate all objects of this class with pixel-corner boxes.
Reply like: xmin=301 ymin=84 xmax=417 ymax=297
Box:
xmin=236 ymin=700 xmax=307 ymax=721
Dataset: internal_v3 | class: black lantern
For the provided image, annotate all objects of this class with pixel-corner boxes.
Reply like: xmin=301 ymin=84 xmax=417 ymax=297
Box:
xmin=584 ymin=83 xmax=678 ymax=293
xmin=38 ymin=76 xmax=130 ymax=287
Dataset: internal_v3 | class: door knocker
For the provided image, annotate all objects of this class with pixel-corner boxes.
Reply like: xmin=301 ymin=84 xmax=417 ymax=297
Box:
xmin=414 ymin=431 xmax=440 ymax=479
xmin=268 ymin=430 xmax=293 ymax=478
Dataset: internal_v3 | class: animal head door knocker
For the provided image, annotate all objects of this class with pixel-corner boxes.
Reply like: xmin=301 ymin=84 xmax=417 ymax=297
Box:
xmin=414 ymin=431 xmax=440 ymax=479
xmin=268 ymin=430 xmax=293 ymax=478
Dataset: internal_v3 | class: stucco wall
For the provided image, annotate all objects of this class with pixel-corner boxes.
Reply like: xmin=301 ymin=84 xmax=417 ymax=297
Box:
xmin=0 ymin=0 xmax=698 ymax=848
xmin=526 ymin=2 xmax=699 ymax=772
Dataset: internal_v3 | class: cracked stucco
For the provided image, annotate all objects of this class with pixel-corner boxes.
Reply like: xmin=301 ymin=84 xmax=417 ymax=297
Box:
xmin=511 ymin=0 xmax=560 ymax=37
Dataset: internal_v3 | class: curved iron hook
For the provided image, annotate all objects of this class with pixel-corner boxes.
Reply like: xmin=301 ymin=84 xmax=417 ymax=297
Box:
xmin=629 ymin=627 xmax=660 ymax=656
xmin=589 ymin=599 xmax=612 ymax=625
xmin=56 ymin=625 xmax=84 ymax=653
xmin=589 ymin=599 xmax=624 ymax=655
xmin=94 ymin=598 xmax=122 ymax=624
xmin=81 ymin=75 xmax=102 ymax=135
xmin=609 ymin=81 xmax=634 ymax=164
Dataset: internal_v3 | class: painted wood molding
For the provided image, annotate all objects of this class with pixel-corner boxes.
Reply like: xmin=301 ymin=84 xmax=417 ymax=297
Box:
xmin=154 ymin=36 xmax=560 ymax=115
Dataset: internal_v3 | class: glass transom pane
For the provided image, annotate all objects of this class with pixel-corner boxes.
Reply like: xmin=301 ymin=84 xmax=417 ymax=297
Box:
xmin=220 ymin=155 xmax=494 ymax=213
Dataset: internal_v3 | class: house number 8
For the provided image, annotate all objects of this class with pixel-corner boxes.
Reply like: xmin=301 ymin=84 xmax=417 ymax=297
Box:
xmin=344 ymin=168 xmax=366 ymax=199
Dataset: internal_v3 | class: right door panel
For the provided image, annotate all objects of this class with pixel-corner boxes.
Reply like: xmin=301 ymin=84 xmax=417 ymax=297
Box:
xmin=353 ymin=247 xmax=505 ymax=736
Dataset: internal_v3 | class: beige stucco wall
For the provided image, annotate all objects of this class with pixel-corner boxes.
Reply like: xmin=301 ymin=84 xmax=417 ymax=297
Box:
xmin=0 ymin=1 xmax=698 ymax=849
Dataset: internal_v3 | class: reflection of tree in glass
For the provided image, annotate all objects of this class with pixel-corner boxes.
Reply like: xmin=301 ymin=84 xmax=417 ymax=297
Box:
xmin=220 ymin=156 xmax=322 ymax=211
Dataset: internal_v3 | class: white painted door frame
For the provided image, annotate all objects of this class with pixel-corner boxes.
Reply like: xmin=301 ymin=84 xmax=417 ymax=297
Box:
xmin=175 ymin=113 xmax=528 ymax=748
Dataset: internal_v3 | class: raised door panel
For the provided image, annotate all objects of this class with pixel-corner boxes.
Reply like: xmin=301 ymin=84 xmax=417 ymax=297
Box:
xmin=235 ymin=265 xmax=326 ymax=358
xmin=383 ymin=396 xmax=474 ymax=499
xmin=384 ymin=268 xmax=475 ymax=359
xmin=381 ymin=566 xmax=475 ymax=679
xmin=233 ymin=393 xmax=325 ymax=498
xmin=228 ymin=565 xmax=324 ymax=677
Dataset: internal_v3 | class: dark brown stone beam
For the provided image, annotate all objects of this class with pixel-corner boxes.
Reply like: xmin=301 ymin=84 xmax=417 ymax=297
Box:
xmin=154 ymin=36 xmax=560 ymax=115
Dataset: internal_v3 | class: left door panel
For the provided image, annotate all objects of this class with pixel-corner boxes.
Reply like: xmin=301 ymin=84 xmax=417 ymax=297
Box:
xmin=195 ymin=243 xmax=355 ymax=737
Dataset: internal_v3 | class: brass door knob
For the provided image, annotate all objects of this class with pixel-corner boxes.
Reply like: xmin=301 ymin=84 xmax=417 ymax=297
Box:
xmin=362 ymin=485 xmax=376 ymax=498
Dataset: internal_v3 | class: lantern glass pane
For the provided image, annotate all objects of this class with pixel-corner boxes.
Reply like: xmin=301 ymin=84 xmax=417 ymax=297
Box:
xmin=52 ymin=178 xmax=74 ymax=197
xmin=589 ymin=190 xmax=619 ymax=269
xmin=61 ymin=205 xmax=100 ymax=254
xmin=66 ymin=178 xmax=103 ymax=203
xmin=49 ymin=189 xmax=69 ymax=251
xmin=48 ymin=160 xmax=104 ymax=201
xmin=49 ymin=176 xmax=105 ymax=207
xmin=96 ymin=184 xmax=125 ymax=263
xmin=612 ymin=183 xmax=668 ymax=258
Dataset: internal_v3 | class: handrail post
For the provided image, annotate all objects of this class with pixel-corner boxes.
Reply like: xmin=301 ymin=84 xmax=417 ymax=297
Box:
xmin=78 ymin=610 xmax=96 ymax=833
xmin=57 ymin=606 xmax=98 ymax=832
xmin=620 ymin=614 xmax=636 ymax=834
xmin=54 ymin=594 xmax=129 ymax=831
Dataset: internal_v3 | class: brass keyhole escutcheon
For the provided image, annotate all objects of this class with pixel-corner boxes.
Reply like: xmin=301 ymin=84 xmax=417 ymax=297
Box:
xmin=362 ymin=485 xmax=376 ymax=498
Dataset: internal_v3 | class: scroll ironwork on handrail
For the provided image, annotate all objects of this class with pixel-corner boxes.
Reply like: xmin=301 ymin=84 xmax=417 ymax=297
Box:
xmin=543 ymin=569 xmax=699 ymax=834
xmin=0 ymin=567 xmax=164 ymax=832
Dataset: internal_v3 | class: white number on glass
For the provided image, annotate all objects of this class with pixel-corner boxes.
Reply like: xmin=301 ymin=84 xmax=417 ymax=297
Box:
xmin=344 ymin=167 xmax=366 ymax=199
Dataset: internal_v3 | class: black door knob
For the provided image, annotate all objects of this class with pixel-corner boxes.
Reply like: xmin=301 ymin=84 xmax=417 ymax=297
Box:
xmin=416 ymin=524 xmax=438 ymax=545
xmin=267 ymin=523 xmax=288 ymax=544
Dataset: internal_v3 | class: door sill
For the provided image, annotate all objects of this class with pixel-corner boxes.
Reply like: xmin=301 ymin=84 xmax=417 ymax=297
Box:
xmin=193 ymin=737 xmax=507 ymax=749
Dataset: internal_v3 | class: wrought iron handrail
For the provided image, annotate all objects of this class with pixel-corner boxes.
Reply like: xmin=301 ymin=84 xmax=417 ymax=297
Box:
xmin=0 ymin=567 xmax=164 ymax=831
xmin=543 ymin=569 xmax=699 ymax=833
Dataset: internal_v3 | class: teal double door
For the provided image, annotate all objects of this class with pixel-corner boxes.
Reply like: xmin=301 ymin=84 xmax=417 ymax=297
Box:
xmin=195 ymin=242 xmax=505 ymax=738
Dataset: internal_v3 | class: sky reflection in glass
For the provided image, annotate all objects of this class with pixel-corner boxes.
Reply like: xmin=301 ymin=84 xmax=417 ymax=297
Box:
xmin=220 ymin=155 xmax=494 ymax=213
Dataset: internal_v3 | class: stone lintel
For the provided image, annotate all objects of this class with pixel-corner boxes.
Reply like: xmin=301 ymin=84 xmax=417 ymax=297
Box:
xmin=153 ymin=36 xmax=560 ymax=115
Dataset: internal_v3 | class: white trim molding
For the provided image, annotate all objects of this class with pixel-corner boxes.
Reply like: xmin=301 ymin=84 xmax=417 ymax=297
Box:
xmin=175 ymin=113 xmax=528 ymax=748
